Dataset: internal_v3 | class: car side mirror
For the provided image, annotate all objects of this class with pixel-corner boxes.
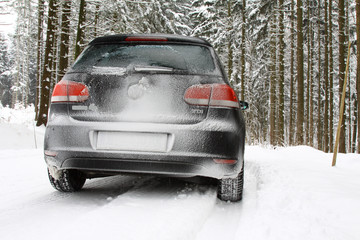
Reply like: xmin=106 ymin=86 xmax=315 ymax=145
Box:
xmin=239 ymin=101 xmax=249 ymax=111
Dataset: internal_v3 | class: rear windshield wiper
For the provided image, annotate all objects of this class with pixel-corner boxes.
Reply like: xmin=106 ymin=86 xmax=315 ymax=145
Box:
xmin=133 ymin=65 xmax=175 ymax=73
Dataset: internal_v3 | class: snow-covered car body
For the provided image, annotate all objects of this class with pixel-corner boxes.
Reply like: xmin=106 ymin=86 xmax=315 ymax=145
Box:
xmin=44 ymin=34 xmax=247 ymax=201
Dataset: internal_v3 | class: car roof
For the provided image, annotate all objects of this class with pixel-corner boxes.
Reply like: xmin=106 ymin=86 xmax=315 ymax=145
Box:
xmin=89 ymin=34 xmax=212 ymax=47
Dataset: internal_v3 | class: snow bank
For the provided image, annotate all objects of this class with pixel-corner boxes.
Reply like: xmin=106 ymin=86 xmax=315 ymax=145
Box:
xmin=238 ymin=146 xmax=360 ymax=240
xmin=0 ymin=104 xmax=44 ymax=149
xmin=0 ymin=104 xmax=36 ymax=126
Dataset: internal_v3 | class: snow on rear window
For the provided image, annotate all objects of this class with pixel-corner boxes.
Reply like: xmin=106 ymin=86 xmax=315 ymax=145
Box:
xmin=72 ymin=44 xmax=217 ymax=74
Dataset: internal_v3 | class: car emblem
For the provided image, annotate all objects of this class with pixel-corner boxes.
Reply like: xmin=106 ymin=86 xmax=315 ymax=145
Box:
xmin=127 ymin=77 xmax=150 ymax=100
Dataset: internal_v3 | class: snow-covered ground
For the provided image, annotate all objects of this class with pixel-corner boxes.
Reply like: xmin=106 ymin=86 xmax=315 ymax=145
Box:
xmin=0 ymin=106 xmax=359 ymax=240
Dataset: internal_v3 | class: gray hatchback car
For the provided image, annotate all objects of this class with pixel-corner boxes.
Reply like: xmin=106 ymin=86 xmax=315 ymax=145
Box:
xmin=44 ymin=34 xmax=247 ymax=202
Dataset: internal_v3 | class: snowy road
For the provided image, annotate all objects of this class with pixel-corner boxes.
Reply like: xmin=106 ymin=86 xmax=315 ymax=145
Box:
xmin=0 ymin=148 xmax=218 ymax=240
xmin=1 ymin=121 xmax=360 ymax=240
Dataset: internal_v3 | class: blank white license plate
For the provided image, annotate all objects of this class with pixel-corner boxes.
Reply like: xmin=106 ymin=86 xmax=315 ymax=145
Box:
xmin=96 ymin=131 xmax=168 ymax=152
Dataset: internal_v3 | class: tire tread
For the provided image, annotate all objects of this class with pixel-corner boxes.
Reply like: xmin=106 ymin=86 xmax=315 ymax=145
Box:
xmin=217 ymin=164 xmax=244 ymax=202
xmin=48 ymin=169 xmax=86 ymax=192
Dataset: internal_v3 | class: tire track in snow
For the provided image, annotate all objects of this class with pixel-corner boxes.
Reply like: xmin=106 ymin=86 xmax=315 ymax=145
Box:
xmin=0 ymin=148 xmax=217 ymax=240
xmin=195 ymin=161 xmax=262 ymax=240
xmin=0 ymin=174 xmax=151 ymax=240
xmin=48 ymin=177 xmax=218 ymax=240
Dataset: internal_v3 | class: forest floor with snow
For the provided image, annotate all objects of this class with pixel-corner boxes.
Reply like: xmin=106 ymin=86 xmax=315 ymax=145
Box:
xmin=0 ymin=105 xmax=359 ymax=240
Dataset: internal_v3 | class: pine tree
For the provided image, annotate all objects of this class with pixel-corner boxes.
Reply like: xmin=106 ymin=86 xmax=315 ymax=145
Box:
xmin=36 ymin=0 xmax=59 ymax=126
xmin=0 ymin=34 xmax=12 ymax=107
xmin=35 ymin=0 xmax=44 ymax=120
xmin=190 ymin=0 xmax=241 ymax=83
xmin=240 ymin=0 xmax=246 ymax=101
xmin=338 ymin=0 xmax=346 ymax=153
xmin=74 ymin=0 xmax=86 ymax=60
xmin=317 ymin=0 xmax=323 ymax=150
xmin=93 ymin=3 xmax=100 ymax=38
xmin=357 ymin=0 xmax=360 ymax=153
xmin=324 ymin=0 xmax=329 ymax=152
xmin=227 ymin=0 xmax=234 ymax=81
xmin=269 ymin=1 xmax=277 ymax=146
xmin=296 ymin=0 xmax=304 ymax=145
xmin=305 ymin=0 xmax=310 ymax=145
xmin=277 ymin=0 xmax=285 ymax=145
xmin=139 ymin=0 xmax=192 ymax=35
xmin=244 ymin=0 xmax=272 ymax=144
xmin=308 ymin=0 xmax=314 ymax=147
xmin=329 ymin=0 xmax=334 ymax=151
xmin=289 ymin=0 xmax=295 ymax=145
xmin=58 ymin=0 xmax=71 ymax=80
xmin=10 ymin=0 xmax=37 ymax=108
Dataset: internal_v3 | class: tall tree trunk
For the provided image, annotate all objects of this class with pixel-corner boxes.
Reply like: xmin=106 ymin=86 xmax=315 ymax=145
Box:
xmin=269 ymin=7 xmax=277 ymax=146
xmin=317 ymin=1 xmax=323 ymax=150
xmin=58 ymin=0 xmax=71 ymax=81
xmin=278 ymin=0 xmax=285 ymax=145
xmin=357 ymin=0 xmax=360 ymax=153
xmin=289 ymin=0 xmax=295 ymax=146
xmin=228 ymin=41 xmax=233 ymax=81
xmin=306 ymin=0 xmax=310 ymax=145
xmin=74 ymin=0 xmax=86 ymax=60
xmin=348 ymin=78 xmax=352 ymax=152
xmin=296 ymin=0 xmax=304 ymax=145
xmin=324 ymin=0 xmax=329 ymax=152
xmin=329 ymin=0 xmax=334 ymax=151
xmin=24 ymin=2 xmax=31 ymax=107
xmin=36 ymin=0 xmax=58 ymax=126
xmin=338 ymin=0 xmax=346 ymax=153
xmin=94 ymin=3 xmax=100 ymax=38
xmin=35 ymin=0 xmax=44 ymax=120
xmin=346 ymin=1 xmax=351 ymax=153
xmin=309 ymin=5 xmax=314 ymax=147
xmin=50 ymin=14 xmax=59 ymax=97
xmin=353 ymin=96 xmax=358 ymax=153
xmin=227 ymin=0 xmax=233 ymax=82
xmin=12 ymin=32 xmax=20 ymax=108
xmin=240 ymin=0 xmax=246 ymax=101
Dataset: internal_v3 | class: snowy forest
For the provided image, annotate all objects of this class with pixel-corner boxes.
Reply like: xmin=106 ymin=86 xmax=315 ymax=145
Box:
xmin=0 ymin=0 xmax=359 ymax=153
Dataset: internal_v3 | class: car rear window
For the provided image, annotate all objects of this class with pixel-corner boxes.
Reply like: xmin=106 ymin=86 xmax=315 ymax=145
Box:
xmin=72 ymin=44 xmax=218 ymax=75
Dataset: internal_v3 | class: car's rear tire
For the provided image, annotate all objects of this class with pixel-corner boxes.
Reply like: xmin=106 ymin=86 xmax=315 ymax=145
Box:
xmin=217 ymin=164 xmax=244 ymax=202
xmin=48 ymin=168 xmax=86 ymax=192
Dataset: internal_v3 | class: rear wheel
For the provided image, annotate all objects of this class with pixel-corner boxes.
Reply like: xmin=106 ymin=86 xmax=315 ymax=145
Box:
xmin=217 ymin=164 xmax=244 ymax=202
xmin=48 ymin=168 xmax=86 ymax=192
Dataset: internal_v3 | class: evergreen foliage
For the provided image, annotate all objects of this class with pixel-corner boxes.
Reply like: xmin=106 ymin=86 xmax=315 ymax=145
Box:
xmin=0 ymin=34 xmax=13 ymax=107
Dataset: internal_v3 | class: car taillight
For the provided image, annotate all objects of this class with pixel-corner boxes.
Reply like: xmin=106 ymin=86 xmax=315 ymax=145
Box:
xmin=213 ymin=159 xmax=238 ymax=164
xmin=184 ymin=84 xmax=239 ymax=108
xmin=183 ymin=84 xmax=212 ymax=106
xmin=51 ymin=80 xmax=89 ymax=103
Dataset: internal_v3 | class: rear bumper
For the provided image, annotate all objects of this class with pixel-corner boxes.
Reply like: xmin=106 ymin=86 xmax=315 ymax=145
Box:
xmin=44 ymin=109 xmax=245 ymax=179
xmin=50 ymin=157 xmax=241 ymax=179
